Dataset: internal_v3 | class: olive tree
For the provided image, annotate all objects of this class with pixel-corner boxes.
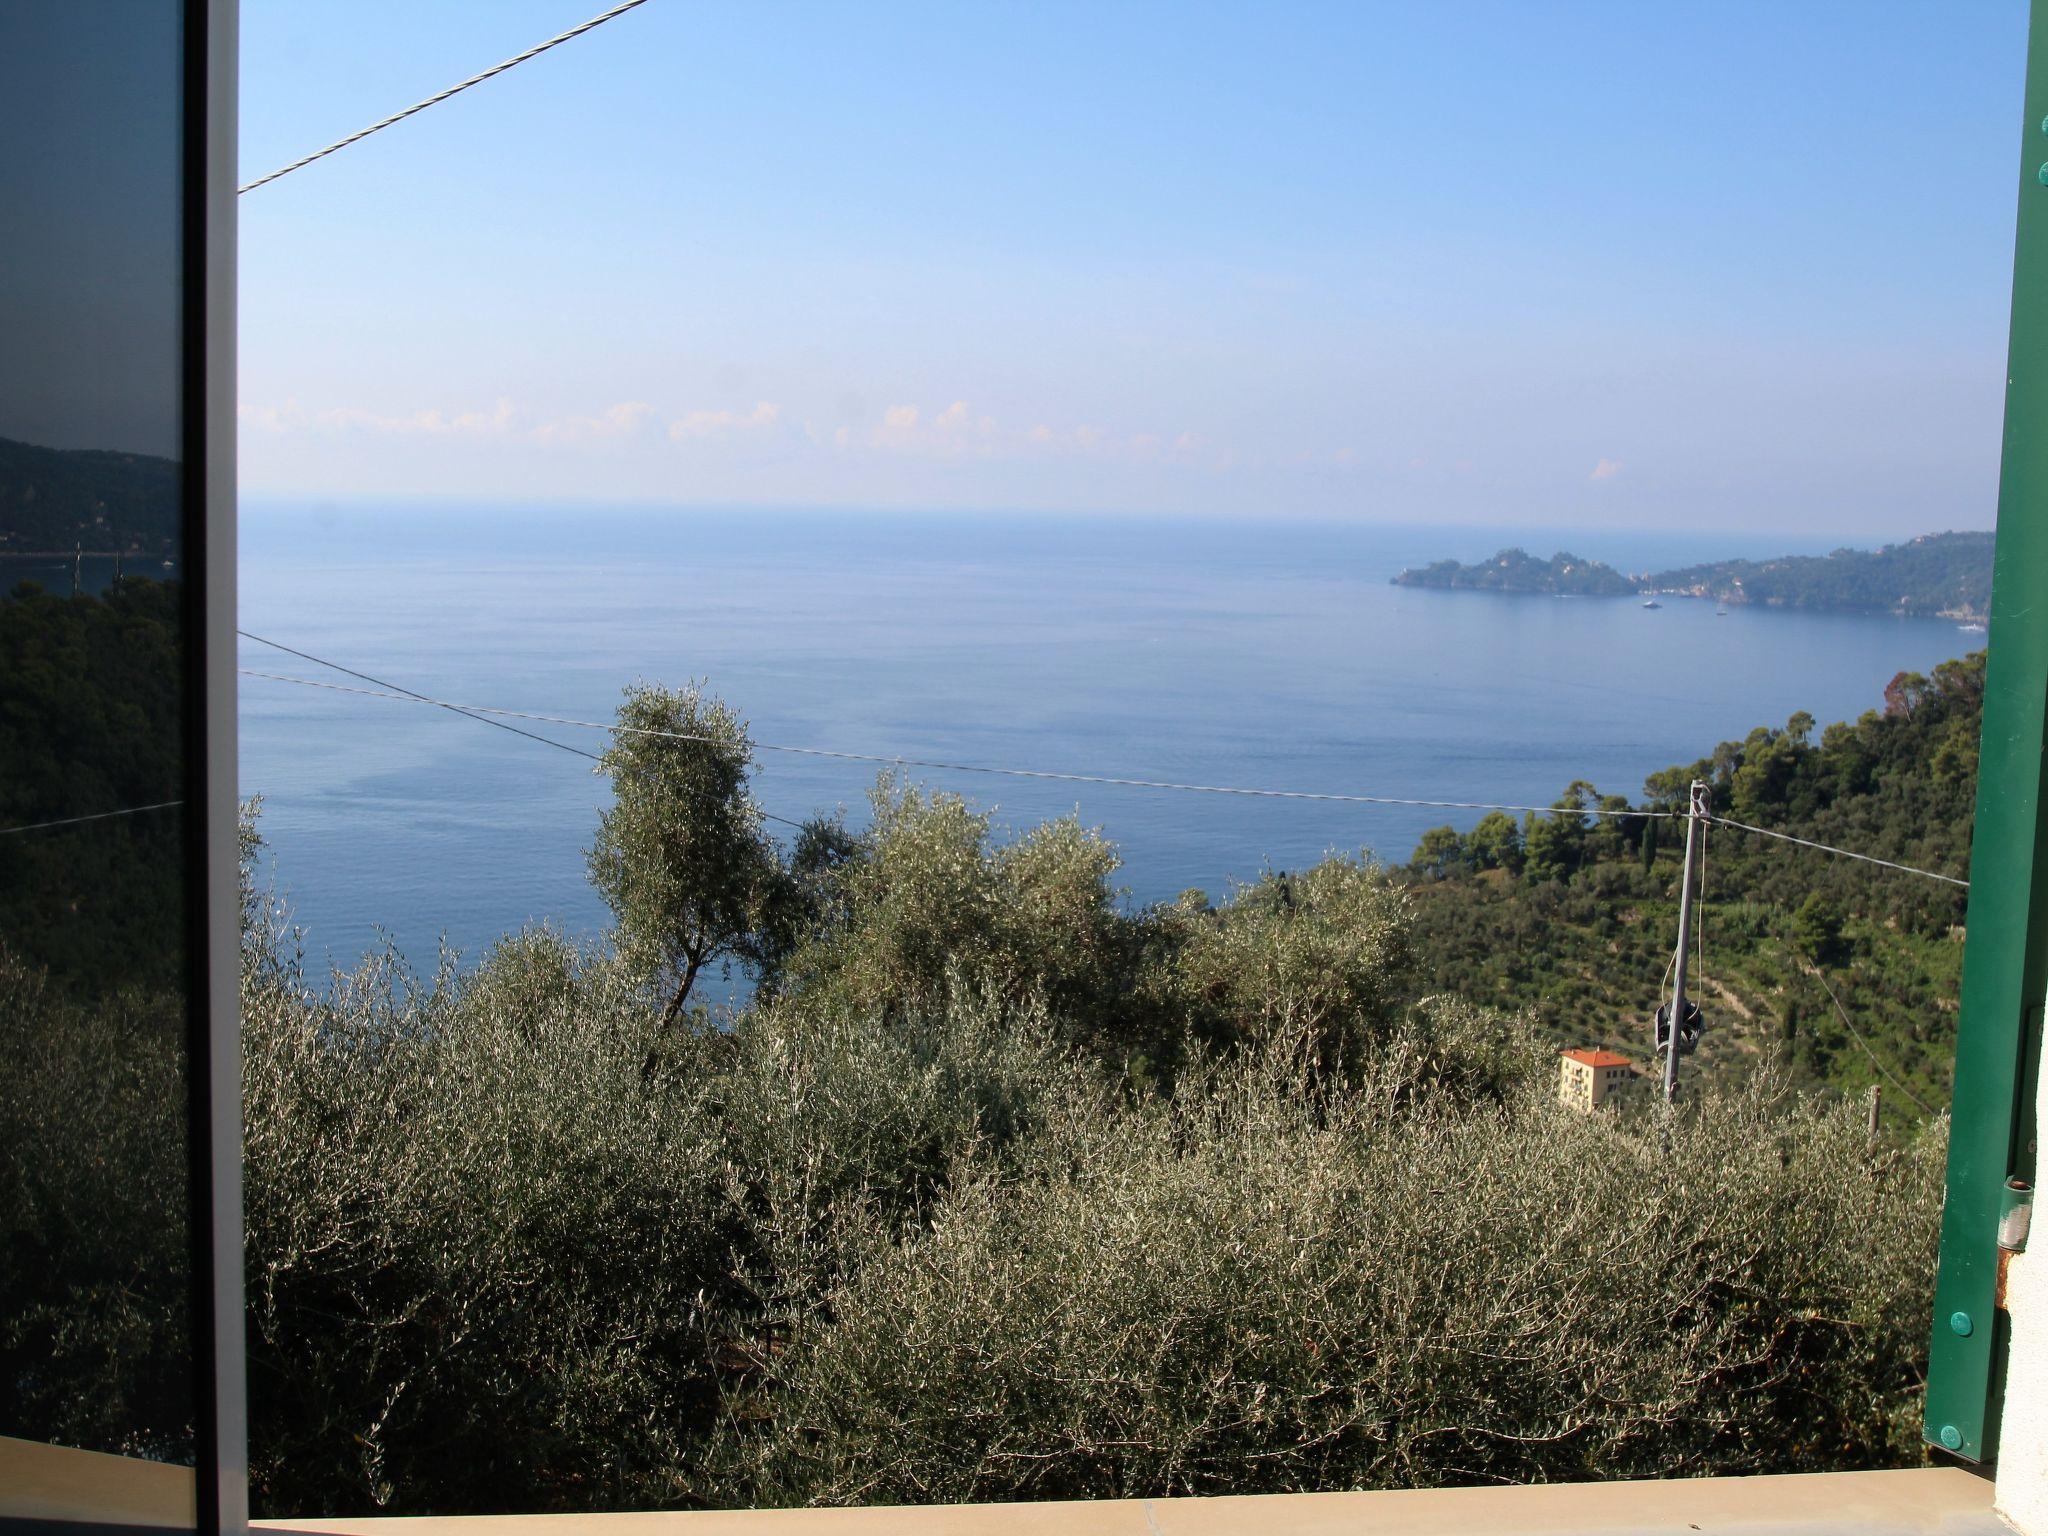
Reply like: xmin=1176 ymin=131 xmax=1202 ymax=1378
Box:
xmin=1169 ymin=854 xmax=1413 ymax=1079
xmin=772 ymin=779 xmax=1142 ymax=1056
xmin=588 ymin=683 xmax=778 ymax=1022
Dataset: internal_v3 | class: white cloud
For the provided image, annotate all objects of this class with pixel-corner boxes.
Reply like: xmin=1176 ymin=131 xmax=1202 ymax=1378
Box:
xmin=1590 ymin=457 xmax=1623 ymax=481
xmin=238 ymin=398 xmax=521 ymax=438
xmin=536 ymin=400 xmax=652 ymax=443
xmin=865 ymin=411 xmax=1211 ymax=464
xmin=244 ymin=395 xmax=798 ymax=454
xmin=239 ymin=401 xmax=299 ymax=435
xmin=873 ymin=401 xmax=998 ymax=453
xmin=236 ymin=382 xmax=1285 ymax=504
xmin=667 ymin=401 xmax=783 ymax=440
xmin=242 ymin=390 xmax=1229 ymax=477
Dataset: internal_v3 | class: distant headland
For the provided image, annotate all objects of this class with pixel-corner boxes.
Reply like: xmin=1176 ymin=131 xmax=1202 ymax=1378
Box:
xmin=1391 ymin=530 xmax=1994 ymax=621
xmin=0 ymin=435 xmax=179 ymax=560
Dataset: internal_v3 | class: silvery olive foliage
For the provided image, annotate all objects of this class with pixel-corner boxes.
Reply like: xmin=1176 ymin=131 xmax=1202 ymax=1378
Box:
xmin=587 ymin=684 xmax=778 ymax=1023
xmin=9 ymin=684 xmax=1946 ymax=1517
xmin=0 ymin=950 xmax=193 ymax=1461
xmin=1166 ymin=858 xmax=1415 ymax=1084
xmin=725 ymin=1050 xmax=1939 ymax=1504
xmin=234 ymin=680 xmax=1943 ymax=1516
xmin=774 ymin=778 xmax=1139 ymax=1042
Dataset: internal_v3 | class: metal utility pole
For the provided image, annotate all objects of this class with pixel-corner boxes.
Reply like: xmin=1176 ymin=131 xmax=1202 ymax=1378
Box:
xmin=1663 ymin=779 xmax=1707 ymax=1104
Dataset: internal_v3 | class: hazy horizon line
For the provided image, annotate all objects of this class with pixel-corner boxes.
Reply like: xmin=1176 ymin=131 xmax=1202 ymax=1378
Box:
xmin=232 ymin=492 xmax=1994 ymax=546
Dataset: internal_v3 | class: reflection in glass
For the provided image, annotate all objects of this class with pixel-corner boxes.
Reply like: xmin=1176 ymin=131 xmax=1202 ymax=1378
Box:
xmin=0 ymin=0 xmax=199 ymax=1505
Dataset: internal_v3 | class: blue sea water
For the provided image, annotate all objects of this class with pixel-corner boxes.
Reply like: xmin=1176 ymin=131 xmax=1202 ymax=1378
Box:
xmin=238 ymin=505 xmax=1981 ymax=981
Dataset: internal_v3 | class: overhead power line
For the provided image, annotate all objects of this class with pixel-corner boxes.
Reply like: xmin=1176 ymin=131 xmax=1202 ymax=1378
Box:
xmin=0 ymin=801 xmax=183 ymax=838
xmin=237 ymin=667 xmax=1682 ymax=820
xmin=1805 ymin=960 xmax=1937 ymax=1116
xmin=238 ymin=0 xmax=653 ymax=195
xmin=240 ymin=629 xmax=601 ymax=761
xmin=237 ymin=634 xmax=805 ymax=831
xmin=1706 ymin=814 xmax=1969 ymax=890
xmin=236 ymin=652 xmax=1976 ymax=887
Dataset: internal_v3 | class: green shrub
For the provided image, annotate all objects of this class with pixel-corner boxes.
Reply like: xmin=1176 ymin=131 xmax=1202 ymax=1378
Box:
xmin=236 ymin=882 xmax=1940 ymax=1514
xmin=721 ymin=1062 xmax=1940 ymax=1505
xmin=243 ymin=925 xmax=741 ymax=1512
xmin=1 ymin=682 xmax=1961 ymax=1518
xmin=1165 ymin=857 xmax=1413 ymax=1082
xmin=0 ymin=948 xmax=193 ymax=1461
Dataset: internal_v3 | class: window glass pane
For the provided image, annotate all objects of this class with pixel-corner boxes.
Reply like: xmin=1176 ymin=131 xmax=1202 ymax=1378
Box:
xmin=0 ymin=1 xmax=197 ymax=1520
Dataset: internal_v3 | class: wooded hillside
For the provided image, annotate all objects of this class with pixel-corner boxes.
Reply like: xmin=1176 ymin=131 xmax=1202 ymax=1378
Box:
xmin=1399 ymin=653 xmax=1980 ymax=1120
xmin=1394 ymin=533 xmax=1993 ymax=618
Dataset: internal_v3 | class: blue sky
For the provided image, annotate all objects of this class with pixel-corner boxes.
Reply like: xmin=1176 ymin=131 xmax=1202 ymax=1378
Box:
xmin=240 ymin=1 xmax=2026 ymax=535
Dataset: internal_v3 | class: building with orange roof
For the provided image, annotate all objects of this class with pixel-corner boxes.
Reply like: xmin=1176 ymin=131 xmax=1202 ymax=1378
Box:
xmin=1559 ymin=1047 xmax=1634 ymax=1112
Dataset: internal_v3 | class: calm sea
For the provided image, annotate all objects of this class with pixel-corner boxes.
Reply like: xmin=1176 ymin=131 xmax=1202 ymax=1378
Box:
xmin=238 ymin=505 xmax=1981 ymax=981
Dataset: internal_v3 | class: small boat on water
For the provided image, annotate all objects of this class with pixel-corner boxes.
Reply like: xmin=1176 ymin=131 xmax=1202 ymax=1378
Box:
xmin=1641 ymin=599 xmax=1661 ymax=610
xmin=1716 ymin=604 xmax=1729 ymax=616
xmin=1959 ymin=621 xmax=1987 ymax=633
